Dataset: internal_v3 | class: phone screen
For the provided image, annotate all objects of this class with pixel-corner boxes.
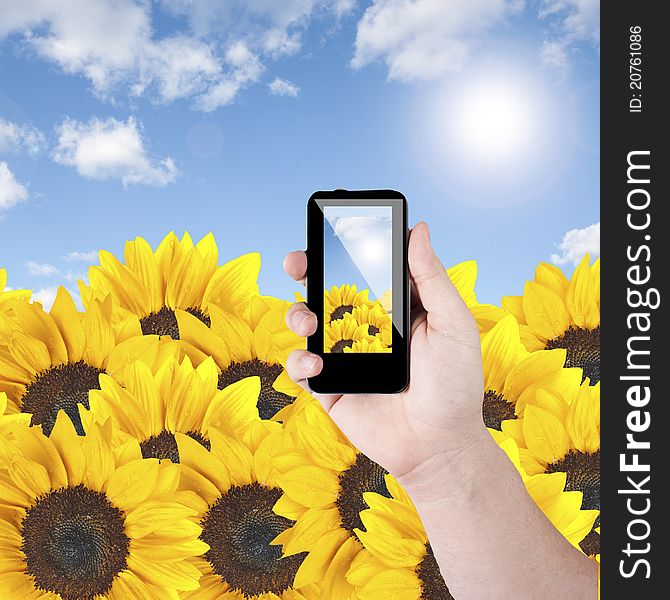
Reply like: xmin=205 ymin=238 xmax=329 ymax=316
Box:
xmin=323 ymin=205 xmax=396 ymax=353
xmin=308 ymin=191 xmax=409 ymax=394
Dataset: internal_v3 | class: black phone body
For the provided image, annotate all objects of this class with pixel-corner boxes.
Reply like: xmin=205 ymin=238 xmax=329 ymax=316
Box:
xmin=306 ymin=189 xmax=410 ymax=394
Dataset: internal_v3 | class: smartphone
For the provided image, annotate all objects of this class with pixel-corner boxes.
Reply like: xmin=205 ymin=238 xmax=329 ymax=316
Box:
xmin=306 ymin=189 xmax=410 ymax=394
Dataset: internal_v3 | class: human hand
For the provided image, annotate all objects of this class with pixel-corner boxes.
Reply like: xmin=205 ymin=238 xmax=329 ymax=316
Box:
xmin=284 ymin=222 xmax=487 ymax=481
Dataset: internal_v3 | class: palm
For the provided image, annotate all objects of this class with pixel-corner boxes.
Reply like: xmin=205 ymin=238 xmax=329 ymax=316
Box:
xmin=326 ymin=310 xmax=483 ymax=478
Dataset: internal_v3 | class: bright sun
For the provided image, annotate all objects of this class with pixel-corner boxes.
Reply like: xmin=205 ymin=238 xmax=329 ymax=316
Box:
xmin=358 ymin=236 xmax=387 ymax=266
xmin=440 ymin=69 xmax=548 ymax=172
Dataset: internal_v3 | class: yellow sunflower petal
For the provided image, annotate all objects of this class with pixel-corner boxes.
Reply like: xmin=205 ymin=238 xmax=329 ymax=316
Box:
xmin=176 ymin=433 xmax=230 ymax=493
xmin=523 ymin=405 xmax=570 ymax=466
xmin=125 ymin=237 xmax=164 ymax=314
xmin=292 ymin=528 xmax=349 ymax=588
xmin=278 ymin=466 xmax=340 ymax=508
xmin=446 ymin=260 xmax=478 ymax=306
xmin=566 ymin=255 xmax=600 ymax=329
xmin=522 ymin=282 xmax=571 ymax=341
xmin=82 ymin=300 xmax=115 ymax=368
xmin=566 ymin=385 xmax=600 ymax=454
xmin=323 ymin=535 xmax=361 ymax=599
xmin=354 ymin=526 xmax=424 ymax=569
xmin=272 ymin=505 xmax=341 ymax=556
xmin=50 ymin=287 xmax=85 ymax=362
xmin=126 ymin=554 xmax=202 ymax=591
xmin=481 ymin=315 xmax=526 ymax=394
xmin=9 ymin=331 xmax=51 ymax=375
xmin=202 ymin=252 xmax=261 ymax=312
xmin=49 ymin=411 xmax=86 ymax=486
xmin=105 ymin=458 xmax=160 ymax=511
xmin=535 ymin=263 xmax=569 ymax=298
xmin=202 ymin=376 xmax=261 ymax=434
xmin=209 ymin=430 xmax=253 ymax=486
xmin=175 ymin=310 xmax=231 ymax=368
xmin=359 ymin=568 xmax=420 ymax=600
xmin=9 ymin=454 xmax=51 ymax=498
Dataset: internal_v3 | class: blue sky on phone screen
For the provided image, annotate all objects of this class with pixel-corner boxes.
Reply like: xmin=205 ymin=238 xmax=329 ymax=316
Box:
xmin=325 ymin=206 xmax=392 ymax=300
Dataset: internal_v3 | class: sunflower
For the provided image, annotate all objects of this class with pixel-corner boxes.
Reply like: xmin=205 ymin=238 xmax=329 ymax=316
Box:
xmin=501 ymin=256 xmax=600 ymax=383
xmin=346 ymin=475 xmax=451 ymax=599
xmin=271 ymin=393 xmax=403 ymax=599
xmin=0 ymin=268 xmax=30 ymax=310
xmin=324 ymin=284 xmax=374 ymax=324
xmin=504 ymin=381 xmax=601 ymax=556
xmin=481 ymin=314 xmax=582 ymax=432
xmin=324 ymin=314 xmax=374 ymax=353
xmin=0 ymin=412 xmax=207 ymax=599
xmin=495 ymin=433 xmax=599 ymax=555
xmin=0 ymin=288 xmax=177 ymax=436
xmin=174 ymin=418 xmax=319 ymax=599
xmin=177 ymin=296 xmax=303 ymax=420
xmin=85 ymin=355 xmax=265 ymax=463
xmin=79 ymin=232 xmax=260 ymax=340
xmin=350 ymin=303 xmax=393 ymax=347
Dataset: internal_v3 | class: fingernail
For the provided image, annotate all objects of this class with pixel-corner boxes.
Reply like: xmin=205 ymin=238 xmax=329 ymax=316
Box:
xmin=301 ymin=355 xmax=318 ymax=372
xmin=297 ymin=312 xmax=314 ymax=332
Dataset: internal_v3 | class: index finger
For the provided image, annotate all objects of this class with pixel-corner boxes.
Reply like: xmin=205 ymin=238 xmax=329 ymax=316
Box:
xmin=283 ymin=251 xmax=307 ymax=286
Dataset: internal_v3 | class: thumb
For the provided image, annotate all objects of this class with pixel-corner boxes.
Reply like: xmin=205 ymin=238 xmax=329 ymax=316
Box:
xmin=408 ymin=222 xmax=472 ymax=334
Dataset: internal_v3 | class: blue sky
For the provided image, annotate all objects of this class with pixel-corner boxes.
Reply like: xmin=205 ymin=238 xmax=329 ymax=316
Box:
xmin=324 ymin=206 xmax=393 ymax=300
xmin=0 ymin=1 xmax=599 ymax=308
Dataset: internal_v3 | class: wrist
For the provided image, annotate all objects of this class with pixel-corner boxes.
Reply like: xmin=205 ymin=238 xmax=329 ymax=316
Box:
xmin=396 ymin=424 xmax=497 ymax=509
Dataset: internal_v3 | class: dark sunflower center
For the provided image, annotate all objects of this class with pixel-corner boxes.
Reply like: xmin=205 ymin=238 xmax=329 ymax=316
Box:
xmin=217 ymin=359 xmax=295 ymax=420
xmin=417 ymin=543 xmax=453 ymax=600
xmin=368 ymin=325 xmax=380 ymax=336
xmin=546 ymin=449 xmax=600 ymax=511
xmin=139 ymin=306 xmax=211 ymax=339
xmin=482 ymin=390 xmax=517 ymax=431
xmin=200 ymin=483 xmax=306 ymax=597
xmin=21 ymin=361 xmax=104 ymax=437
xmin=580 ymin=521 xmax=600 ymax=557
xmin=545 ymin=325 xmax=600 ymax=384
xmin=331 ymin=339 xmax=354 ymax=353
xmin=336 ymin=453 xmax=391 ymax=534
xmin=139 ymin=429 xmax=211 ymax=463
xmin=330 ymin=304 xmax=354 ymax=321
xmin=21 ymin=484 xmax=129 ymax=600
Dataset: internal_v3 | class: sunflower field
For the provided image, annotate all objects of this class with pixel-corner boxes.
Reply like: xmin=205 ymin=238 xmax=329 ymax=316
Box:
xmin=0 ymin=233 xmax=600 ymax=599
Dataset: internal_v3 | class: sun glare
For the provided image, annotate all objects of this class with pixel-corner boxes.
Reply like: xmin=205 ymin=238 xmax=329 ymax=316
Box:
xmin=443 ymin=71 xmax=546 ymax=170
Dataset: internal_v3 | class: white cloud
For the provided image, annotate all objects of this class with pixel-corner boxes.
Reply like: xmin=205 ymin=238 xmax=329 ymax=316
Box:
xmin=195 ymin=42 xmax=264 ymax=111
xmin=0 ymin=1 xmax=229 ymax=106
xmin=351 ymin=0 xmax=523 ymax=82
xmin=62 ymin=250 xmax=98 ymax=263
xmin=0 ymin=119 xmax=46 ymax=156
xmin=551 ymin=222 xmax=600 ymax=265
xmin=0 ymin=162 xmax=28 ymax=210
xmin=333 ymin=216 xmax=389 ymax=240
xmin=0 ymin=1 xmax=354 ymax=109
xmin=26 ymin=261 xmax=59 ymax=276
xmin=540 ymin=0 xmax=599 ymax=44
xmin=160 ymin=1 xmax=355 ymax=41
xmin=52 ymin=116 xmax=178 ymax=187
xmin=31 ymin=286 xmax=60 ymax=310
xmin=268 ymin=77 xmax=300 ymax=97
xmin=539 ymin=0 xmax=599 ymax=73
xmin=540 ymin=40 xmax=570 ymax=75
xmin=64 ymin=270 xmax=89 ymax=284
